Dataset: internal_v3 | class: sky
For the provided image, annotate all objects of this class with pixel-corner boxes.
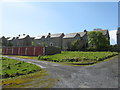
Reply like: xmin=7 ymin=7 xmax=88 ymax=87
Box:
xmin=0 ymin=1 xmax=119 ymax=45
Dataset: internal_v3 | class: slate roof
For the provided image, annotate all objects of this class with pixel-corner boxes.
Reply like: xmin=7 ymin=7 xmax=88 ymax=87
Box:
xmin=17 ymin=34 xmax=31 ymax=39
xmin=50 ymin=33 xmax=64 ymax=38
xmin=44 ymin=34 xmax=50 ymax=38
xmin=63 ymin=33 xmax=79 ymax=38
xmin=7 ymin=37 xmax=10 ymax=39
xmin=78 ymin=32 xmax=86 ymax=37
xmin=0 ymin=36 xmax=5 ymax=39
xmin=30 ymin=37 xmax=35 ymax=39
xmin=18 ymin=35 xmax=27 ymax=39
xmin=8 ymin=37 xmax=15 ymax=41
xmin=35 ymin=35 xmax=44 ymax=40
xmin=93 ymin=29 xmax=108 ymax=35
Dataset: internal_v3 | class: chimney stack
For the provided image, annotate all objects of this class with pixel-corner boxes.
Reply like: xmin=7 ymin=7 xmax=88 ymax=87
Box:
xmin=48 ymin=33 xmax=51 ymax=36
xmin=84 ymin=29 xmax=87 ymax=32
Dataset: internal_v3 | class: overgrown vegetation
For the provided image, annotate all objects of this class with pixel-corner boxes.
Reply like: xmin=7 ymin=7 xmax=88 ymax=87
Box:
xmin=1 ymin=57 xmax=42 ymax=79
xmin=38 ymin=51 xmax=118 ymax=65
xmin=109 ymin=44 xmax=118 ymax=52
xmin=88 ymin=31 xmax=110 ymax=51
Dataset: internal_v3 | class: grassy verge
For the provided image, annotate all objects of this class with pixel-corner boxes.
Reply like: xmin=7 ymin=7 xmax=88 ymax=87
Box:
xmin=1 ymin=57 xmax=42 ymax=79
xmin=38 ymin=51 xmax=118 ymax=65
xmin=8 ymin=55 xmax=38 ymax=60
xmin=1 ymin=57 xmax=58 ymax=88
xmin=1 ymin=70 xmax=46 ymax=88
xmin=5 ymin=51 xmax=118 ymax=65
xmin=1 ymin=70 xmax=58 ymax=88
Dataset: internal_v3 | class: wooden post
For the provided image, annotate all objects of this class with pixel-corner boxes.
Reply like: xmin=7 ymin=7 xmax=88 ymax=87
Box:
xmin=25 ymin=48 xmax=27 ymax=55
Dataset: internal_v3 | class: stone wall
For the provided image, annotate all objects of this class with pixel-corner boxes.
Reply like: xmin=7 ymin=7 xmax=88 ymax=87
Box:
xmin=45 ymin=46 xmax=61 ymax=55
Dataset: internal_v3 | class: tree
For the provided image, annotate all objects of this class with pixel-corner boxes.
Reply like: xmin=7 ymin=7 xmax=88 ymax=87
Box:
xmin=109 ymin=44 xmax=118 ymax=52
xmin=88 ymin=31 xmax=110 ymax=51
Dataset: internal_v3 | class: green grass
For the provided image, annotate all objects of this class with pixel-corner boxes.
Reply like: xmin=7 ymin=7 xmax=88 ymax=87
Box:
xmin=1 ymin=69 xmax=58 ymax=88
xmin=0 ymin=57 xmax=58 ymax=88
xmin=1 ymin=57 xmax=42 ymax=79
xmin=38 ymin=51 xmax=118 ymax=65
xmin=14 ymin=55 xmax=38 ymax=60
xmin=4 ymin=51 xmax=118 ymax=65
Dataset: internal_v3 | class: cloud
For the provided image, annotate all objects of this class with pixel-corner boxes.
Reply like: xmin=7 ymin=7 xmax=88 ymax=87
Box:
xmin=109 ymin=30 xmax=117 ymax=45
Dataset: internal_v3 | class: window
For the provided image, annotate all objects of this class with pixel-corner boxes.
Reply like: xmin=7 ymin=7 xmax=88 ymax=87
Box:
xmin=50 ymin=43 xmax=53 ymax=46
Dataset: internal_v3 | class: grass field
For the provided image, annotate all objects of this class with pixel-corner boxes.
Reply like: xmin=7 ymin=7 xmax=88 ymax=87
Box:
xmin=1 ymin=57 xmax=42 ymax=79
xmin=38 ymin=51 xmax=118 ymax=65
xmin=6 ymin=51 xmax=118 ymax=65
xmin=1 ymin=69 xmax=58 ymax=88
xmin=1 ymin=57 xmax=57 ymax=88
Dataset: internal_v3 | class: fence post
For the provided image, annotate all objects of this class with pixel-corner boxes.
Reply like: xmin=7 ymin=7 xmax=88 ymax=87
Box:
xmin=25 ymin=48 xmax=27 ymax=55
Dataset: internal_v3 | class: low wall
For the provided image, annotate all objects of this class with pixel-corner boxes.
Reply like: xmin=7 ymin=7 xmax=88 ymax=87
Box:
xmin=2 ymin=46 xmax=61 ymax=56
xmin=45 ymin=46 xmax=61 ymax=55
